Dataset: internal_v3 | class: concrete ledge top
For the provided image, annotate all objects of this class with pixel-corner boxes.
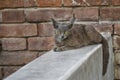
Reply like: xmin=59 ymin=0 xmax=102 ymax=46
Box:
xmin=4 ymin=44 xmax=102 ymax=80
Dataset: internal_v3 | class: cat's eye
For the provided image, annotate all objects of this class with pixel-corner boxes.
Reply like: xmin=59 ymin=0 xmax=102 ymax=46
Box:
xmin=65 ymin=31 xmax=69 ymax=35
xmin=55 ymin=31 xmax=60 ymax=34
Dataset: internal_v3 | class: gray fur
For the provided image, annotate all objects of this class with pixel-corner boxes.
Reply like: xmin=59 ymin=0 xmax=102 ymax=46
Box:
xmin=51 ymin=15 xmax=109 ymax=76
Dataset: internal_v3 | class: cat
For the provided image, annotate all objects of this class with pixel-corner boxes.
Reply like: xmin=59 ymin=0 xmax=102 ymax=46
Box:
xmin=51 ymin=14 xmax=109 ymax=76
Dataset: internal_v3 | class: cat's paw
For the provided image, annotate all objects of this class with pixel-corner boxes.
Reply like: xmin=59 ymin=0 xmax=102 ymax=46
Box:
xmin=53 ymin=47 xmax=63 ymax=52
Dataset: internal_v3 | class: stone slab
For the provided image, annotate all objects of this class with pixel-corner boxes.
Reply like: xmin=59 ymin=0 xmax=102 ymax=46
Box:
xmin=4 ymin=44 xmax=102 ymax=80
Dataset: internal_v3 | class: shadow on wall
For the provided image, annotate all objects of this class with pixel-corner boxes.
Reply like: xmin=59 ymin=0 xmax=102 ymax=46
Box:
xmin=0 ymin=40 xmax=2 ymax=55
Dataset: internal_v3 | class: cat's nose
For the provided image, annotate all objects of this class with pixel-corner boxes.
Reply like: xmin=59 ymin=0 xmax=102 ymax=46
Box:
xmin=61 ymin=36 xmax=64 ymax=39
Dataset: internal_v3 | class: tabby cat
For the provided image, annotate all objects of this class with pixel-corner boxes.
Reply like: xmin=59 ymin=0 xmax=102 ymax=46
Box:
xmin=51 ymin=14 xmax=109 ymax=76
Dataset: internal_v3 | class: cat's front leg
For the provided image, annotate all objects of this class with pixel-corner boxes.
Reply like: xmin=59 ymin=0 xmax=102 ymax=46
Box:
xmin=53 ymin=46 xmax=66 ymax=52
xmin=54 ymin=47 xmax=61 ymax=52
xmin=53 ymin=46 xmax=63 ymax=52
xmin=54 ymin=46 xmax=73 ymax=52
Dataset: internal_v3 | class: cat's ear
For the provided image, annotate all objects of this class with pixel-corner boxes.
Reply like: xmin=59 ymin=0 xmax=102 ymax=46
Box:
xmin=51 ymin=18 xmax=58 ymax=29
xmin=68 ymin=14 xmax=76 ymax=29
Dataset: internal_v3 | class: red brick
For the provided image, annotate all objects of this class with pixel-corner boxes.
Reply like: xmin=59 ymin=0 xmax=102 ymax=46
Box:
xmin=63 ymin=0 xmax=73 ymax=6
xmin=100 ymin=7 xmax=120 ymax=21
xmin=38 ymin=23 xmax=54 ymax=37
xmin=0 ymin=24 xmax=37 ymax=37
xmin=72 ymin=23 xmax=113 ymax=34
xmin=63 ymin=0 xmax=109 ymax=6
xmin=94 ymin=23 xmax=113 ymax=33
xmin=112 ymin=0 xmax=120 ymax=5
xmin=3 ymin=66 xmax=21 ymax=78
xmin=28 ymin=37 xmax=54 ymax=51
xmin=2 ymin=10 xmax=25 ymax=23
xmin=0 ymin=51 xmax=38 ymax=65
xmin=0 ymin=0 xmax=36 ymax=9
xmin=114 ymin=36 xmax=120 ymax=49
xmin=23 ymin=0 xmax=36 ymax=7
xmin=88 ymin=0 xmax=109 ymax=5
xmin=2 ymin=38 xmax=26 ymax=51
xmin=114 ymin=24 xmax=120 ymax=35
xmin=74 ymin=7 xmax=98 ymax=21
xmin=0 ymin=0 xmax=23 ymax=8
xmin=25 ymin=8 xmax=72 ymax=22
xmin=36 ymin=0 xmax=62 ymax=7
xmin=0 ymin=11 xmax=2 ymax=22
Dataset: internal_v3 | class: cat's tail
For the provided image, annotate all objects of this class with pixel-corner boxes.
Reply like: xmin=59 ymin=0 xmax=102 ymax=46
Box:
xmin=101 ymin=35 xmax=109 ymax=76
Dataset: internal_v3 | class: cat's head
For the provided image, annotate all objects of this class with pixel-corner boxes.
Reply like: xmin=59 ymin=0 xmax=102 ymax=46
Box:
xmin=51 ymin=14 xmax=76 ymax=43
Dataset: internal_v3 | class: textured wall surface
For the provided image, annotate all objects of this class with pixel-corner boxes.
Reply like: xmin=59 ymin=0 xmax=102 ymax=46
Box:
xmin=0 ymin=0 xmax=119 ymax=80
xmin=4 ymin=45 xmax=104 ymax=80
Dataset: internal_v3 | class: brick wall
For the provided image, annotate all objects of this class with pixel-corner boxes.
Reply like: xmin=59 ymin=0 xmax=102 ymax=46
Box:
xmin=0 ymin=0 xmax=119 ymax=80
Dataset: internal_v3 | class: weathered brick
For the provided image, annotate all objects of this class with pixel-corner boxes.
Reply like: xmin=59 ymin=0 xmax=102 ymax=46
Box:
xmin=23 ymin=0 xmax=36 ymax=7
xmin=0 ymin=0 xmax=36 ymax=9
xmin=113 ymin=36 xmax=120 ymax=49
xmin=0 ymin=11 xmax=2 ymax=22
xmin=74 ymin=7 xmax=98 ymax=21
xmin=114 ymin=23 xmax=120 ymax=35
xmin=69 ymin=23 xmax=112 ymax=33
xmin=115 ymin=51 xmax=120 ymax=64
xmin=63 ymin=0 xmax=73 ymax=6
xmin=3 ymin=66 xmax=21 ymax=78
xmin=25 ymin=8 xmax=72 ymax=22
xmin=36 ymin=0 xmax=62 ymax=7
xmin=38 ymin=23 xmax=54 ymax=37
xmin=112 ymin=0 xmax=120 ymax=5
xmin=28 ymin=37 xmax=54 ymax=51
xmin=100 ymin=7 xmax=120 ymax=21
xmin=115 ymin=66 xmax=120 ymax=79
xmin=2 ymin=10 xmax=25 ymax=23
xmin=63 ymin=0 xmax=109 ymax=6
xmin=2 ymin=38 xmax=26 ymax=51
xmin=0 ymin=51 xmax=38 ymax=65
xmin=0 ymin=0 xmax=23 ymax=8
xmin=94 ymin=23 xmax=113 ymax=33
xmin=0 ymin=67 xmax=2 ymax=80
xmin=0 ymin=24 xmax=37 ymax=37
